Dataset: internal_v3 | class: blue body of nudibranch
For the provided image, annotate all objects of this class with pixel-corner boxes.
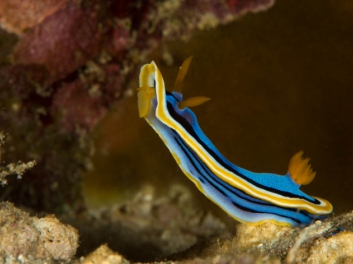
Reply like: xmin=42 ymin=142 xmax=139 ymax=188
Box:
xmin=137 ymin=58 xmax=333 ymax=226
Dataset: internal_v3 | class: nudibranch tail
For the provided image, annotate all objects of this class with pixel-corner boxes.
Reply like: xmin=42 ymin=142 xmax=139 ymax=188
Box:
xmin=288 ymin=151 xmax=316 ymax=185
xmin=137 ymin=58 xmax=333 ymax=227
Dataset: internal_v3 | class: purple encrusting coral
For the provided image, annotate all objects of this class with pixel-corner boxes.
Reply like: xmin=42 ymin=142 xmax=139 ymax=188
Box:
xmin=0 ymin=0 xmax=274 ymax=213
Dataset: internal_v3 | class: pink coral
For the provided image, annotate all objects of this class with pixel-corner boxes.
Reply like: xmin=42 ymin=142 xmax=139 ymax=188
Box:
xmin=52 ymin=80 xmax=107 ymax=132
xmin=14 ymin=2 xmax=103 ymax=79
xmin=0 ymin=0 xmax=68 ymax=35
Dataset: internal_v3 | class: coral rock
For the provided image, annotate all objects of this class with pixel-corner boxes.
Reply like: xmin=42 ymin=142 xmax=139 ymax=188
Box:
xmin=0 ymin=202 xmax=78 ymax=261
xmin=302 ymin=232 xmax=353 ymax=264
xmin=0 ymin=0 xmax=69 ymax=35
xmin=80 ymin=245 xmax=128 ymax=264
xmin=34 ymin=215 xmax=79 ymax=261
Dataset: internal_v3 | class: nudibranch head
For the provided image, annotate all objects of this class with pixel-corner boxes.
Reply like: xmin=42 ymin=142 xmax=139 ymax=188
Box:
xmin=137 ymin=86 xmax=155 ymax=118
xmin=137 ymin=63 xmax=159 ymax=118
xmin=137 ymin=57 xmax=210 ymax=118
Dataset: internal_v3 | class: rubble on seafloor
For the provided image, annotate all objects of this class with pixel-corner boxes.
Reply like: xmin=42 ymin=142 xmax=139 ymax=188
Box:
xmin=0 ymin=202 xmax=78 ymax=263
xmin=72 ymin=184 xmax=231 ymax=262
xmin=0 ymin=144 xmax=353 ymax=263
xmin=1 ymin=183 xmax=353 ymax=263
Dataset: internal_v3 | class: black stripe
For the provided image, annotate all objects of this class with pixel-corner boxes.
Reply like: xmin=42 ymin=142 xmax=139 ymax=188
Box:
xmin=173 ymin=131 xmax=271 ymax=207
xmin=229 ymin=200 xmax=301 ymax=225
xmin=166 ymin=91 xmax=180 ymax=102
xmin=165 ymin=101 xmax=320 ymax=205
xmin=172 ymin=131 xmax=306 ymax=225
xmin=173 ymin=132 xmax=266 ymax=205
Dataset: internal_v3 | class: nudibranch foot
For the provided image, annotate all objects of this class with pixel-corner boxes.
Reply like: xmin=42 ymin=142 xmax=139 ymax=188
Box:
xmin=137 ymin=58 xmax=333 ymax=227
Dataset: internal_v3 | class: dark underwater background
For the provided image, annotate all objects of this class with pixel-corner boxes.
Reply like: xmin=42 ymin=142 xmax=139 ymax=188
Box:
xmin=84 ymin=0 xmax=353 ymax=221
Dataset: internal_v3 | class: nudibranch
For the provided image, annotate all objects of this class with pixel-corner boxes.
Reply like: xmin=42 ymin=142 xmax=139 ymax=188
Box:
xmin=137 ymin=57 xmax=333 ymax=226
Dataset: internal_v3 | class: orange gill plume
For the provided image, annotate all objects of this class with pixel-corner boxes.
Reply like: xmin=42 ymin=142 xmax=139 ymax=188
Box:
xmin=288 ymin=151 xmax=316 ymax=185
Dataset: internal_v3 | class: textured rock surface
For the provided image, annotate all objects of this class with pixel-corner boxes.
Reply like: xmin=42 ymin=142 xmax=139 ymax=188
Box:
xmin=304 ymin=232 xmax=353 ymax=264
xmin=74 ymin=210 xmax=353 ymax=264
xmin=0 ymin=188 xmax=353 ymax=264
xmin=79 ymin=245 xmax=128 ymax=264
xmin=0 ymin=202 xmax=78 ymax=262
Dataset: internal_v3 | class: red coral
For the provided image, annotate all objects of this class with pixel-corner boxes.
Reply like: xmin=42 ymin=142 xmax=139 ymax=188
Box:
xmin=14 ymin=2 xmax=103 ymax=79
xmin=52 ymin=80 xmax=107 ymax=132
xmin=0 ymin=0 xmax=68 ymax=35
xmin=102 ymin=64 xmax=122 ymax=96
xmin=112 ymin=24 xmax=132 ymax=52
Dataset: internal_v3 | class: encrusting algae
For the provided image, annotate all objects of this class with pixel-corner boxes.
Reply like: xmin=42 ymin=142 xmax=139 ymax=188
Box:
xmin=0 ymin=132 xmax=36 ymax=185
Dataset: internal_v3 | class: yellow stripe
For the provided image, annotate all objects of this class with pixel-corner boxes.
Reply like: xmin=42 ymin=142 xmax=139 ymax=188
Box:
xmin=149 ymin=62 xmax=332 ymax=215
xmin=139 ymin=64 xmax=155 ymax=87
